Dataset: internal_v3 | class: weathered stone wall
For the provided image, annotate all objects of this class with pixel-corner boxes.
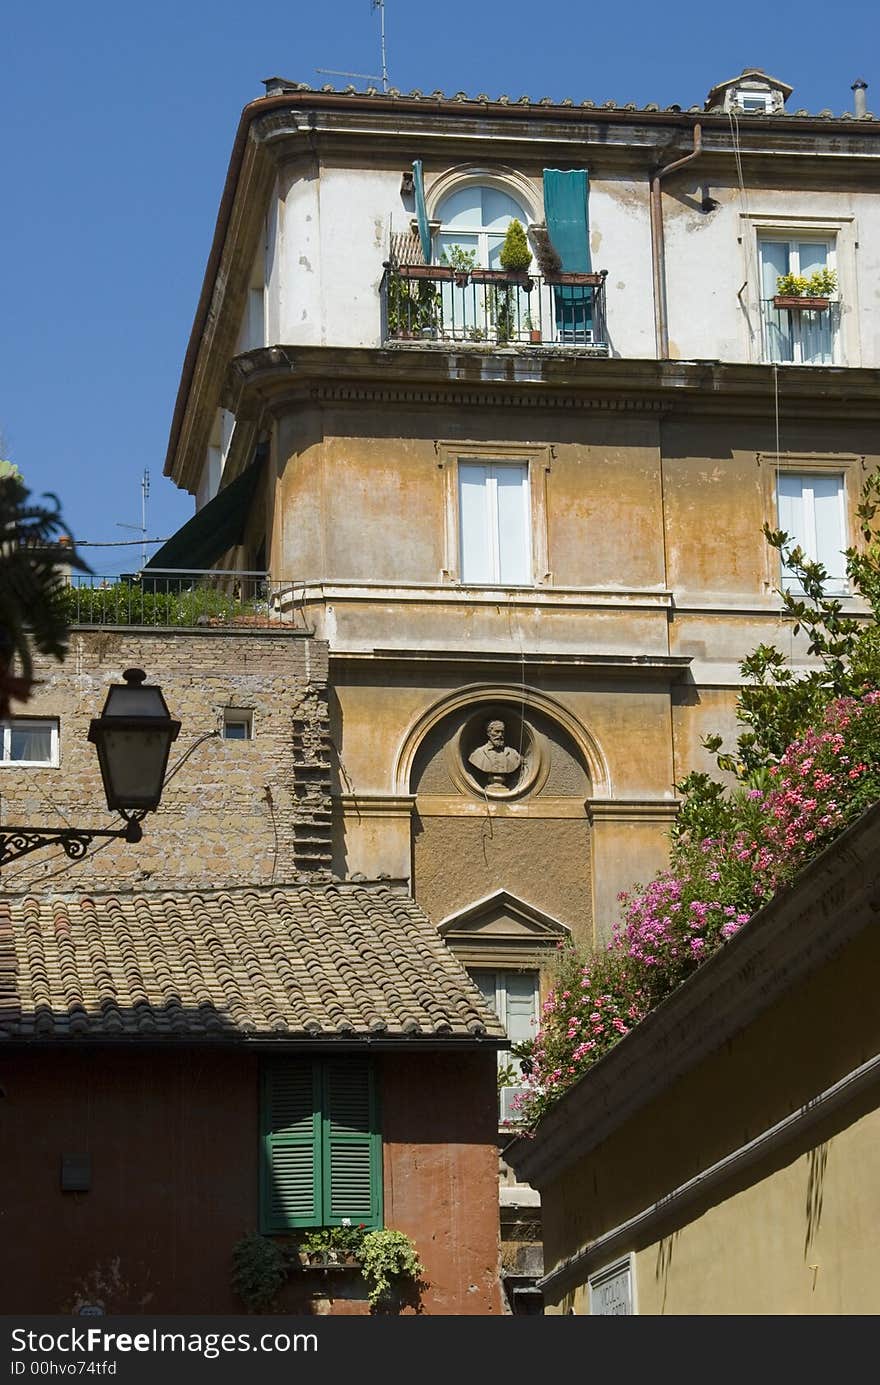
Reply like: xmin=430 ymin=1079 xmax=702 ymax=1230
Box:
xmin=0 ymin=629 xmax=331 ymax=893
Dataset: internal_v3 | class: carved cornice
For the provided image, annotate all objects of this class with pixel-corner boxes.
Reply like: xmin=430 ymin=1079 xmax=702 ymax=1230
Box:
xmin=224 ymin=346 xmax=880 ymax=423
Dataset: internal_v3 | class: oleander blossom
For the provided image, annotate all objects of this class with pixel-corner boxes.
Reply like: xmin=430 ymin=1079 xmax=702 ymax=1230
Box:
xmin=516 ymin=692 xmax=880 ymax=1126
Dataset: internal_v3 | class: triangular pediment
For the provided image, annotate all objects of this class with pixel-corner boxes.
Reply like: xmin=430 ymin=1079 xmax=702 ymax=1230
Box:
xmin=438 ymin=890 xmax=570 ymax=945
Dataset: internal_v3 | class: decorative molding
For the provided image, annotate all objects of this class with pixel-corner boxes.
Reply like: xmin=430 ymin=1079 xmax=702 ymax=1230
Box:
xmin=415 ymin=795 xmax=588 ymax=820
xmin=337 ymin=794 xmax=416 ymax=819
xmin=587 ymin=799 xmax=679 ymax=823
xmin=393 ymin=683 xmax=611 ymax=799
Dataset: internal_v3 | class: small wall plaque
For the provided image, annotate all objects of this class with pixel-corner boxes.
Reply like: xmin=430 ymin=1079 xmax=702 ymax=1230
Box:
xmin=589 ymin=1256 xmax=635 ymax=1315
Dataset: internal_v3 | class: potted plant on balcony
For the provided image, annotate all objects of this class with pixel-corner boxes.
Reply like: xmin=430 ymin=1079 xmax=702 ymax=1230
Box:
xmin=498 ymin=218 xmax=533 ymax=287
xmin=440 ymin=243 xmax=476 ymax=288
xmin=773 ymin=268 xmax=837 ymax=311
xmin=524 ymin=311 xmax=541 ymax=344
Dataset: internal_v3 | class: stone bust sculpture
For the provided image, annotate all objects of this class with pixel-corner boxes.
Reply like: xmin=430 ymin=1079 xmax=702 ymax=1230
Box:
xmin=468 ymin=718 xmax=522 ymax=784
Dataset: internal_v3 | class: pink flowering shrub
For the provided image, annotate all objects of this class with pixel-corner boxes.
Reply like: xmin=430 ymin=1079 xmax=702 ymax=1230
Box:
xmin=517 ymin=692 xmax=880 ymax=1126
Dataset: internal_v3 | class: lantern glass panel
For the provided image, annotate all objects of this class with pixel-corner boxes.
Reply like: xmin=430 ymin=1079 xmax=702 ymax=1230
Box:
xmin=100 ymin=727 xmax=171 ymax=809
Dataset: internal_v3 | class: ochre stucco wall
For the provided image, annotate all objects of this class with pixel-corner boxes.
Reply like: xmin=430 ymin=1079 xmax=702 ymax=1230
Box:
xmin=539 ymin=918 xmax=880 ymax=1315
xmin=0 ymin=1049 xmax=501 ymax=1315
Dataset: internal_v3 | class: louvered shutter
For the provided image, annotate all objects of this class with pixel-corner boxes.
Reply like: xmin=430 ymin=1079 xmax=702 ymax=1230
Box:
xmin=321 ymin=1061 xmax=382 ymax=1228
xmin=260 ymin=1060 xmax=322 ymax=1231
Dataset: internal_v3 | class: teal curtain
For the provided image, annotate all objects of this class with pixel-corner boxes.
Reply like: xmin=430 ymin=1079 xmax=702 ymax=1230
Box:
xmin=543 ymin=169 xmax=591 ymax=337
xmin=413 ymin=159 xmax=432 ymax=265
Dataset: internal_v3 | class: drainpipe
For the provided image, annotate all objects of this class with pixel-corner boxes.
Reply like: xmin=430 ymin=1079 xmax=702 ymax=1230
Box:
xmin=650 ymin=122 xmax=702 ymax=359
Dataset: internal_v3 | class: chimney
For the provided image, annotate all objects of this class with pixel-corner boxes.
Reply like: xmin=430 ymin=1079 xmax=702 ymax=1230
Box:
xmin=852 ymin=78 xmax=868 ymax=117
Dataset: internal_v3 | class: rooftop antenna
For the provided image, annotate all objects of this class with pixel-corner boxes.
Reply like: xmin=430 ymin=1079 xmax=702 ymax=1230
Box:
xmin=117 ymin=468 xmax=150 ymax=570
xmin=316 ymin=0 xmax=388 ymax=92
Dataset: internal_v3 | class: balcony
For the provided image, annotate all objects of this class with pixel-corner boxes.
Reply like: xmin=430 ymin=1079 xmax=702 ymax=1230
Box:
xmin=62 ymin=571 xmax=303 ymax=629
xmin=380 ymin=265 xmax=608 ymax=352
xmin=760 ymin=297 xmax=841 ymax=365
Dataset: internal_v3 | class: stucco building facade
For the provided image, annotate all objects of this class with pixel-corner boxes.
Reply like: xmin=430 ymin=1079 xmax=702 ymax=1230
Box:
xmin=157 ymin=64 xmax=879 ymax=1105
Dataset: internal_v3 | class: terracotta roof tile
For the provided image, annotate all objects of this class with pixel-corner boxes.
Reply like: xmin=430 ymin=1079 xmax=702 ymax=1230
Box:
xmin=0 ymin=884 xmax=505 ymax=1045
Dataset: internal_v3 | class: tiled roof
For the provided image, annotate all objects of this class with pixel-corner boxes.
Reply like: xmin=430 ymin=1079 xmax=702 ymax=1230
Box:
xmin=260 ymin=77 xmax=877 ymax=122
xmin=0 ymin=883 xmax=506 ymax=1044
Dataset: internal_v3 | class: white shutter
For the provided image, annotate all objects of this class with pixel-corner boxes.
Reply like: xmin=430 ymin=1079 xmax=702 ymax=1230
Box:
xmin=458 ymin=463 xmax=493 ymax=583
xmin=496 ymin=466 xmax=531 ymax=585
xmin=777 ymin=472 xmax=845 ymax=592
xmin=812 ymin=474 xmax=846 ymax=588
xmin=777 ymin=473 xmax=807 ymax=590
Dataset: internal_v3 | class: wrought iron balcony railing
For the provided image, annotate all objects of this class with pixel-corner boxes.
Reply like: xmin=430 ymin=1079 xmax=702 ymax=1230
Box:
xmin=380 ymin=265 xmax=609 ymax=350
xmin=760 ymin=297 xmax=840 ymax=365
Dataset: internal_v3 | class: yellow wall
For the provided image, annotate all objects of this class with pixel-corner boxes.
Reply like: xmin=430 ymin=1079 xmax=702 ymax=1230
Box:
xmin=541 ymin=921 xmax=880 ymax=1314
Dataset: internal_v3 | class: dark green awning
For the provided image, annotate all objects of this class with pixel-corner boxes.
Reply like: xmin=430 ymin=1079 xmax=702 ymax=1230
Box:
xmin=145 ymin=459 xmax=263 ymax=572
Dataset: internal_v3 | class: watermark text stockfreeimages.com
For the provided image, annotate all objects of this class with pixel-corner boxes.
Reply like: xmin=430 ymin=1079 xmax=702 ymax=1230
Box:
xmin=10 ymin=1328 xmax=317 ymax=1363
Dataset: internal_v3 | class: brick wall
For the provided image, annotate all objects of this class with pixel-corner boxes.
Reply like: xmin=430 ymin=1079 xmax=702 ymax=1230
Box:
xmin=0 ymin=629 xmax=332 ymax=893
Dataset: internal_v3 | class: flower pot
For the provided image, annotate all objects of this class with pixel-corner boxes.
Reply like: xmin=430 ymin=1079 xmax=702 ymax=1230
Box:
xmin=470 ymin=269 xmax=530 ymax=286
xmin=529 ymin=329 xmax=542 ymax=344
xmin=453 ymin=272 xmax=469 ymax=288
xmin=773 ymin=295 xmax=830 ymax=311
xmin=398 ymin=265 xmax=453 ymax=281
xmin=545 ymin=271 xmax=603 ymax=286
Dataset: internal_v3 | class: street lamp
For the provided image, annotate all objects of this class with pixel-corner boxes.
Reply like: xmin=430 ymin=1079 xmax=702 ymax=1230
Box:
xmin=0 ymin=668 xmax=180 ymax=868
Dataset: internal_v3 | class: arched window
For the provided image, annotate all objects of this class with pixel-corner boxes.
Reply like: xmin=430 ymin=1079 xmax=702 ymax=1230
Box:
xmin=434 ymin=185 xmax=531 ymax=269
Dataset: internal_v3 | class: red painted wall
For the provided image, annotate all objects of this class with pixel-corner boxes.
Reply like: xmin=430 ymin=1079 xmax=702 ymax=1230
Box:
xmin=0 ymin=1048 xmax=501 ymax=1315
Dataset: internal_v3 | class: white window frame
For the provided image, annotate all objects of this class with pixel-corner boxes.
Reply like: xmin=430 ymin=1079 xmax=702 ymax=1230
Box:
xmin=433 ymin=184 xmax=532 ymax=271
xmin=467 ymin=966 xmax=539 ymax=1124
xmin=221 ymin=708 xmax=254 ymax=740
xmin=438 ymin=442 xmax=551 ymax=587
xmin=0 ymin=718 xmax=59 ymax=768
xmin=758 ymin=233 xmax=838 ymax=366
xmin=775 ymin=469 xmax=848 ymax=595
xmin=742 ymin=213 xmax=861 ymax=367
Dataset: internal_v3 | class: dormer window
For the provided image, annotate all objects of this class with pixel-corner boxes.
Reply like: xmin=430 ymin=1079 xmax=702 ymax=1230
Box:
xmin=705 ymin=67 xmax=791 ymax=115
xmin=739 ymin=93 xmax=773 ymax=113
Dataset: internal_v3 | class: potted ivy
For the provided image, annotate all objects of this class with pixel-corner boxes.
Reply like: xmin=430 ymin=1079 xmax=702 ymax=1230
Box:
xmin=359 ymin=1229 xmax=424 ymax=1311
xmin=773 ymin=268 xmax=837 ymax=311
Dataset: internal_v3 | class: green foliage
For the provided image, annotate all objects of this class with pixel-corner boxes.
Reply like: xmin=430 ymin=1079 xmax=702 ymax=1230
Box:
xmin=231 ymin=1234 xmax=287 ymax=1313
xmin=439 ymin=243 xmax=477 ymax=273
xmin=386 ymin=274 xmax=439 ymax=336
xmin=359 ymin=1229 xmax=423 ymax=1308
xmin=0 ymin=473 xmax=89 ymax=714
xmin=776 ymin=268 xmax=838 ymax=298
xmin=498 ymin=218 xmax=531 ymax=271
xmin=706 ymin=469 xmax=880 ymax=785
xmin=519 ymin=466 xmax=880 ymax=1127
xmin=297 ymin=1224 xmax=366 ymax=1259
xmin=60 ymin=581 xmax=242 ymax=628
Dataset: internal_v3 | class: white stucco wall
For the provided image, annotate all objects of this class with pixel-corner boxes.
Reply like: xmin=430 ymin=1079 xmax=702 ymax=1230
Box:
xmin=229 ymin=151 xmax=880 ymax=368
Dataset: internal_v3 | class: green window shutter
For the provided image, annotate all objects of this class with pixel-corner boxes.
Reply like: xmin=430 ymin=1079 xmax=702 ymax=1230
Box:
xmin=413 ymin=159 xmax=433 ymax=265
xmin=321 ymin=1060 xmax=382 ymax=1229
xmin=260 ymin=1060 xmax=322 ymax=1231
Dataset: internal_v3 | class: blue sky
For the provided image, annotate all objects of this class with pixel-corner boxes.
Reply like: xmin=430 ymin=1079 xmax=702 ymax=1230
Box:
xmin=2 ymin=0 xmax=877 ymax=575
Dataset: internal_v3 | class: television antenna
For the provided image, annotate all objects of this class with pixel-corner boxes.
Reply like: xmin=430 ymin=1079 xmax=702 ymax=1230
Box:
xmin=316 ymin=0 xmax=388 ymax=93
xmin=117 ymin=468 xmax=150 ymax=570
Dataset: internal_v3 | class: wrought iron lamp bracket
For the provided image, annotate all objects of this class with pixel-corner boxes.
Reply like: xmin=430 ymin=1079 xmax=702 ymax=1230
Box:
xmin=0 ymin=813 xmax=146 ymax=869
